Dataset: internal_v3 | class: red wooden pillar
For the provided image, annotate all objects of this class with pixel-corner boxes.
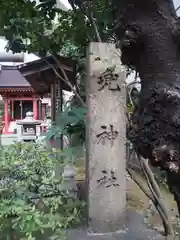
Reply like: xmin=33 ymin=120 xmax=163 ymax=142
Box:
xmin=4 ymin=97 xmax=9 ymax=133
xmin=33 ymin=98 xmax=37 ymax=120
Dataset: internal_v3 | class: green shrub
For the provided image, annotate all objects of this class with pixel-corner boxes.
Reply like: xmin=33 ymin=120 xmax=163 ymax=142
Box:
xmin=0 ymin=143 xmax=84 ymax=240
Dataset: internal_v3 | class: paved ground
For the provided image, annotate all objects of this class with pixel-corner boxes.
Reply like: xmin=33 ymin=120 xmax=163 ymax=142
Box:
xmin=67 ymin=210 xmax=166 ymax=240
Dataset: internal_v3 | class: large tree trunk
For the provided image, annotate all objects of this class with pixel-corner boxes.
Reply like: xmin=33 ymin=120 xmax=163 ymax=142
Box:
xmin=114 ymin=0 xmax=180 ymax=215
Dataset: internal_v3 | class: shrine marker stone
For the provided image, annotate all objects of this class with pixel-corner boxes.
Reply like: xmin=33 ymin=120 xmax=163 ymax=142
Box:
xmin=86 ymin=43 xmax=126 ymax=233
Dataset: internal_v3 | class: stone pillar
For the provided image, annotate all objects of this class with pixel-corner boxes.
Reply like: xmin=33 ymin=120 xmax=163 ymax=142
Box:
xmin=86 ymin=43 xmax=126 ymax=233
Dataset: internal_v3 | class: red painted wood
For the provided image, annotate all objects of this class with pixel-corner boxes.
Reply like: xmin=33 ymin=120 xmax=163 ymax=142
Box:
xmin=33 ymin=99 xmax=38 ymax=120
xmin=7 ymin=97 xmax=34 ymax=101
xmin=1 ymin=89 xmax=43 ymax=134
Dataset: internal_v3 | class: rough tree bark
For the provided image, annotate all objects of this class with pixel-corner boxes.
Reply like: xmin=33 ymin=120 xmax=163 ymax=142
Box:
xmin=113 ymin=0 xmax=180 ymax=216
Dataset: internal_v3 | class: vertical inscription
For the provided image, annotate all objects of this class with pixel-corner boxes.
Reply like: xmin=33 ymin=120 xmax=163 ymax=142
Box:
xmin=97 ymin=170 xmax=120 ymax=188
xmin=97 ymin=67 xmax=121 ymax=92
xmin=96 ymin=124 xmax=118 ymax=146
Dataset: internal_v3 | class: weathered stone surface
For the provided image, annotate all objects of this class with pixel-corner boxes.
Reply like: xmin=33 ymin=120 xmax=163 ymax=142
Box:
xmin=67 ymin=210 xmax=165 ymax=240
xmin=86 ymin=43 xmax=126 ymax=233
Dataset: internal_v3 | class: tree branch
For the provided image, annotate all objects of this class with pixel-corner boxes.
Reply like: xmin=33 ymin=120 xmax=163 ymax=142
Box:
xmin=127 ymin=143 xmax=174 ymax=236
xmin=89 ymin=12 xmax=102 ymax=42
xmin=127 ymin=166 xmax=173 ymax=235
xmin=15 ymin=23 xmax=86 ymax=108
xmin=68 ymin=1 xmax=102 ymax=42
xmin=35 ymin=53 xmax=86 ymax=108
xmin=137 ymin=155 xmax=174 ymax=236
xmin=127 ymin=167 xmax=154 ymax=201
xmin=50 ymin=53 xmax=86 ymax=107
xmin=176 ymin=6 xmax=180 ymax=12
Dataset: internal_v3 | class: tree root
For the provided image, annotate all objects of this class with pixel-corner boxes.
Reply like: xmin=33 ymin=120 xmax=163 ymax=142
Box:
xmin=127 ymin=145 xmax=174 ymax=237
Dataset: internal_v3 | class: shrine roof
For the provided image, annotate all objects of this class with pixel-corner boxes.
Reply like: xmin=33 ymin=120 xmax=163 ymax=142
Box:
xmin=0 ymin=65 xmax=31 ymax=88
xmin=17 ymin=54 xmax=76 ymax=94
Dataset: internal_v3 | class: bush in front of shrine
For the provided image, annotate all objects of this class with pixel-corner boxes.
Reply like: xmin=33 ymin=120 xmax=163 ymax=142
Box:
xmin=0 ymin=142 xmax=84 ymax=240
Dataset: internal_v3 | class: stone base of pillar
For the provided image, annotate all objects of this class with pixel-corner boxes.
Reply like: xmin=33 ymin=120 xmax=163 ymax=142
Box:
xmin=66 ymin=210 xmax=164 ymax=240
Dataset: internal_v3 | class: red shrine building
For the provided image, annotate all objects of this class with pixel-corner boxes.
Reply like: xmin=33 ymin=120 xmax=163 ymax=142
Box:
xmin=0 ymin=65 xmax=44 ymax=134
xmin=0 ymin=55 xmax=75 ymax=136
